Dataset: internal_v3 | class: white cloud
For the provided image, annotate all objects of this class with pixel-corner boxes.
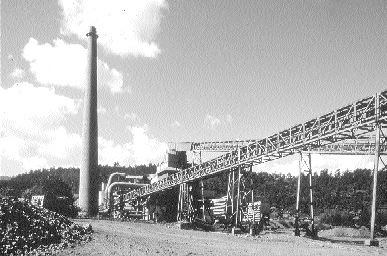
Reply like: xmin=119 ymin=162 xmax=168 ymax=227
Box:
xmin=58 ymin=0 xmax=167 ymax=57
xmin=99 ymin=125 xmax=168 ymax=166
xmin=0 ymin=83 xmax=81 ymax=175
xmin=128 ymin=126 xmax=168 ymax=164
xmin=23 ymin=38 xmax=124 ymax=93
xmin=97 ymin=106 xmax=107 ymax=114
xmin=124 ymin=112 xmax=138 ymax=121
xmin=0 ymin=135 xmax=25 ymax=162
xmin=309 ymin=154 xmax=374 ymax=173
xmin=1 ymin=82 xmax=78 ymax=128
xmin=254 ymin=154 xmax=374 ymax=176
xmin=204 ymin=114 xmax=221 ymax=129
xmin=21 ymin=157 xmax=49 ymax=172
xmin=171 ymin=120 xmax=181 ymax=128
xmin=98 ymin=138 xmax=129 ymax=166
xmin=38 ymin=127 xmax=82 ymax=159
xmin=10 ymin=67 xmax=25 ymax=79
xmin=226 ymin=114 xmax=233 ymax=123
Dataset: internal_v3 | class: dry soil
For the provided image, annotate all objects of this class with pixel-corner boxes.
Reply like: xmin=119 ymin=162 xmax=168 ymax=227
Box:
xmin=57 ymin=219 xmax=387 ymax=256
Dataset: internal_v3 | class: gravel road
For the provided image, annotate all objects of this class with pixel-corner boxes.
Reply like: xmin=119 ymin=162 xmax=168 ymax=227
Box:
xmin=58 ymin=219 xmax=387 ymax=256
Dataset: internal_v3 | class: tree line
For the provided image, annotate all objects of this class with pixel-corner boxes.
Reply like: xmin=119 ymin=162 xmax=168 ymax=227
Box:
xmin=0 ymin=164 xmax=157 ymax=198
xmin=1 ymin=165 xmax=386 ymax=225
xmin=203 ymin=168 xmax=387 ymax=222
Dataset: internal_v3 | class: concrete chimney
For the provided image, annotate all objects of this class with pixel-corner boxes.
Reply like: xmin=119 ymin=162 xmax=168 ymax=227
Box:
xmin=79 ymin=26 xmax=99 ymax=216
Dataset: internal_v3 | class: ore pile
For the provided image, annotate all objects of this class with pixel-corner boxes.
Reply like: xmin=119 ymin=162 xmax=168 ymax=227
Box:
xmin=0 ymin=198 xmax=92 ymax=255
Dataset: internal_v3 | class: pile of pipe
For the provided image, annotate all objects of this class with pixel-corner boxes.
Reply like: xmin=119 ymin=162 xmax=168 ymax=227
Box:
xmin=0 ymin=198 xmax=92 ymax=255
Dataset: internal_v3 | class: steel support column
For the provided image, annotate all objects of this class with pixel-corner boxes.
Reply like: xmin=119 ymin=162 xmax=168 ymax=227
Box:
xmin=235 ymin=166 xmax=241 ymax=227
xmin=231 ymin=170 xmax=235 ymax=217
xmin=177 ymin=182 xmax=194 ymax=222
xmin=250 ymin=165 xmax=254 ymax=224
xmin=370 ymin=123 xmax=380 ymax=241
xmin=226 ymin=170 xmax=232 ymax=217
xmin=226 ymin=168 xmax=241 ymax=227
xmin=308 ymin=153 xmax=315 ymax=236
xmin=200 ymin=179 xmax=205 ymax=219
xmin=294 ymin=152 xmax=302 ymax=236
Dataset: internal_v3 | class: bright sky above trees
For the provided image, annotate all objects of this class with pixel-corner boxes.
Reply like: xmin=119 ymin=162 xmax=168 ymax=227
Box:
xmin=1 ymin=0 xmax=386 ymax=176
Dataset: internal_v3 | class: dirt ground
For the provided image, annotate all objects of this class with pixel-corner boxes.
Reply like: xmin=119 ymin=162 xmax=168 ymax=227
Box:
xmin=58 ymin=219 xmax=387 ymax=256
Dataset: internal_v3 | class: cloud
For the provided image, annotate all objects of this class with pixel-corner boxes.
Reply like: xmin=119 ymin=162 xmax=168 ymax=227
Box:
xmin=10 ymin=67 xmax=25 ymax=79
xmin=59 ymin=0 xmax=167 ymax=58
xmin=0 ymin=82 xmax=81 ymax=175
xmin=0 ymin=135 xmax=25 ymax=163
xmin=99 ymin=125 xmax=168 ymax=166
xmin=204 ymin=114 xmax=221 ymax=129
xmin=97 ymin=106 xmax=107 ymax=114
xmin=21 ymin=157 xmax=49 ymax=172
xmin=38 ymin=127 xmax=82 ymax=159
xmin=309 ymin=154 xmax=374 ymax=173
xmin=203 ymin=114 xmax=233 ymax=129
xmin=254 ymin=154 xmax=374 ymax=176
xmin=1 ymin=82 xmax=78 ymax=128
xmin=23 ymin=38 xmax=124 ymax=93
xmin=124 ymin=112 xmax=138 ymax=121
xmin=171 ymin=120 xmax=181 ymax=128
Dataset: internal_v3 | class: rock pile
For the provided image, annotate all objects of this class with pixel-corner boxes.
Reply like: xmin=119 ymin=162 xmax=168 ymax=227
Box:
xmin=0 ymin=198 xmax=92 ymax=255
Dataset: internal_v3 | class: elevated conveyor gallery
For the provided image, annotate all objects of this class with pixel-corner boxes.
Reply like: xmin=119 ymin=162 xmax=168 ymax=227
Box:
xmin=111 ymin=89 xmax=387 ymax=241
xmin=123 ymin=90 xmax=387 ymax=201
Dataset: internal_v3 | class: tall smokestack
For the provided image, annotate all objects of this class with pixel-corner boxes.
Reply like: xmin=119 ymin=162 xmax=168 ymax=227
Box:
xmin=79 ymin=26 xmax=99 ymax=216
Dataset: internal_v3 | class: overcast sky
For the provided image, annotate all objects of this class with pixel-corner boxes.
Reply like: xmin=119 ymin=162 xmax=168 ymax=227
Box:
xmin=1 ymin=0 xmax=386 ymax=177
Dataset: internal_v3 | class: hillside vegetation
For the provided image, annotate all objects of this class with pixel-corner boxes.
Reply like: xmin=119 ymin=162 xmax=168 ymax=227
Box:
xmin=1 ymin=166 xmax=387 ymax=227
xmin=0 ymin=164 xmax=156 ymax=197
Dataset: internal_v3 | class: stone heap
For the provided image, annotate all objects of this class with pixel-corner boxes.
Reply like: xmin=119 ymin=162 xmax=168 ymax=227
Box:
xmin=0 ymin=198 xmax=92 ymax=255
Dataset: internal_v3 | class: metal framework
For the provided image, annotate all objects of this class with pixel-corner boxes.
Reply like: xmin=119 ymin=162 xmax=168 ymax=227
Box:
xmin=225 ymin=165 xmax=256 ymax=230
xmin=122 ymin=90 xmax=387 ymax=202
xmin=294 ymin=152 xmax=316 ymax=236
xmin=191 ymin=140 xmax=254 ymax=152
xmin=293 ymin=129 xmax=387 ymax=239
xmin=177 ymin=182 xmax=195 ymax=221
xmin=190 ymin=137 xmax=387 ymax=155
xmin=226 ymin=167 xmax=241 ymax=227
xmin=304 ymin=138 xmax=387 ymax=155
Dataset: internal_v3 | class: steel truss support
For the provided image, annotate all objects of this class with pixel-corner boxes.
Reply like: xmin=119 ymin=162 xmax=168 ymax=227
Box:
xmin=200 ymin=180 xmax=205 ymax=218
xmin=142 ymin=196 xmax=151 ymax=220
xmin=294 ymin=151 xmax=316 ymax=237
xmin=225 ymin=165 xmax=254 ymax=229
xmin=236 ymin=166 xmax=242 ymax=227
xmin=177 ymin=182 xmax=195 ymax=222
xmin=369 ymin=122 xmax=387 ymax=244
xmin=123 ymin=90 xmax=387 ymax=207
xmin=226 ymin=168 xmax=239 ymax=227
xmin=294 ymin=152 xmax=302 ymax=236
xmin=307 ymin=152 xmax=315 ymax=236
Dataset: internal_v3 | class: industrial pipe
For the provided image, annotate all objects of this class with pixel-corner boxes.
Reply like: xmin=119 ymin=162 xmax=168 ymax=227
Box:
xmin=107 ymin=182 xmax=146 ymax=211
xmin=125 ymin=175 xmax=144 ymax=181
xmin=105 ymin=172 xmax=126 ymax=196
